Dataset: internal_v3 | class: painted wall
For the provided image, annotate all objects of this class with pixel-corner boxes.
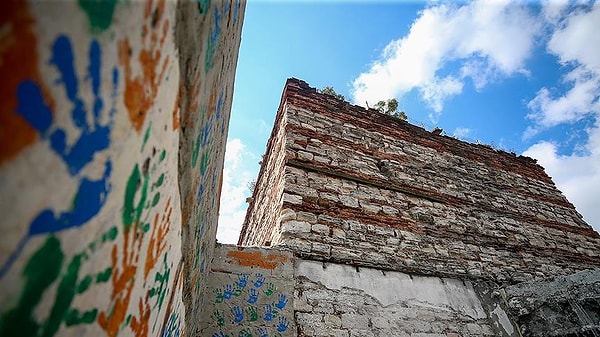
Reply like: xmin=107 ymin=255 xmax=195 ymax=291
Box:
xmin=0 ymin=1 xmax=244 ymax=337
xmin=201 ymin=244 xmax=296 ymax=337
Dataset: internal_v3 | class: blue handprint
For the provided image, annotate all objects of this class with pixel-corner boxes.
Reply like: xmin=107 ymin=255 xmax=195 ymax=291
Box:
xmin=223 ymin=284 xmax=233 ymax=299
xmin=275 ymin=294 xmax=288 ymax=309
xmin=253 ymin=273 xmax=265 ymax=288
xmin=237 ymin=273 xmax=249 ymax=288
xmin=232 ymin=306 xmax=244 ymax=323
xmin=1 ymin=34 xmax=118 ymax=278
xmin=256 ymin=327 xmax=268 ymax=337
xmin=277 ymin=317 xmax=289 ymax=332
xmin=18 ymin=35 xmax=116 ymax=176
xmin=247 ymin=288 xmax=258 ymax=304
xmin=212 ymin=331 xmax=228 ymax=337
xmin=263 ymin=305 xmax=278 ymax=322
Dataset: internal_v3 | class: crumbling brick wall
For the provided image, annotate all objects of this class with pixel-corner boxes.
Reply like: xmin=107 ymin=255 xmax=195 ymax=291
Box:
xmin=239 ymin=78 xmax=600 ymax=284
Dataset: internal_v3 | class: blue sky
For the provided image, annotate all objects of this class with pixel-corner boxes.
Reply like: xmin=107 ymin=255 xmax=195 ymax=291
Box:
xmin=218 ymin=0 xmax=600 ymax=243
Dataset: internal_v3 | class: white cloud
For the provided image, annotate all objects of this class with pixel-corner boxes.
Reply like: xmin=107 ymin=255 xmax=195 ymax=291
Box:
xmin=523 ymin=2 xmax=600 ymax=233
xmin=548 ymin=1 xmax=600 ymax=71
xmin=452 ymin=127 xmax=471 ymax=139
xmin=523 ymin=121 xmax=600 ymax=232
xmin=352 ymin=0 xmax=540 ymax=112
xmin=527 ymin=69 xmax=600 ymax=128
xmin=217 ymin=139 xmax=255 ymax=244
xmin=527 ymin=2 xmax=600 ymax=129
xmin=541 ymin=0 xmax=570 ymax=24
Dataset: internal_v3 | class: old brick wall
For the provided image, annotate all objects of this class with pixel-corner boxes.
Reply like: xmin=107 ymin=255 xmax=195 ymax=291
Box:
xmin=240 ymin=78 xmax=600 ymax=284
xmin=238 ymin=94 xmax=290 ymax=246
xmin=0 ymin=1 xmax=244 ymax=337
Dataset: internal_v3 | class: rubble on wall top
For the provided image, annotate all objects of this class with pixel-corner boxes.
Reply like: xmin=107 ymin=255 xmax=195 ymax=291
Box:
xmin=282 ymin=77 xmax=550 ymax=184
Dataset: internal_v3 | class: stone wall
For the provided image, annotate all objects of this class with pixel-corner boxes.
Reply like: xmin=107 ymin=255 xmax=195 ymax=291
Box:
xmin=238 ymin=93 xmax=290 ymax=246
xmin=201 ymin=244 xmax=296 ymax=337
xmin=503 ymin=269 xmax=600 ymax=337
xmin=0 ymin=1 xmax=244 ymax=337
xmin=203 ymin=245 xmax=521 ymax=337
xmin=239 ymin=78 xmax=600 ymax=284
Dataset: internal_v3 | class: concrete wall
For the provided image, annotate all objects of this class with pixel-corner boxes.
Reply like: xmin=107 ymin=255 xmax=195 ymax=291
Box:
xmin=202 ymin=244 xmax=296 ymax=337
xmin=295 ymin=260 xmax=517 ymax=337
xmin=0 ymin=1 xmax=244 ymax=337
xmin=204 ymin=245 xmax=522 ymax=337
xmin=240 ymin=78 xmax=600 ymax=284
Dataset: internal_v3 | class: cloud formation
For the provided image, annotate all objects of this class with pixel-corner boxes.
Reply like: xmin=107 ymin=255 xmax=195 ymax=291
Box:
xmin=352 ymin=1 xmax=540 ymax=113
xmin=217 ymin=139 xmax=255 ymax=244
xmin=351 ymin=0 xmax=599 ymax=230
xmin=523 ymin=121 xmax=600 ymax=232
xmin=524 ymin=2 xmax=600 ymax=231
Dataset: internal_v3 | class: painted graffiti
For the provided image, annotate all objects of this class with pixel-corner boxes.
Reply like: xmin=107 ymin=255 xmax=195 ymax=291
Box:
xmin=0 ymin=1 xmax=51 ymax=164
xmin=1 ymin=1 xmax=240 ymax=337
xmin=209 ymin=272 xmax=290 ymax=337
xmin=78 ymin=0 xmax=118 ymax=33
xmin=1 ymin=34 xmax=117 ymax=277
xmin=119 ymin=0 xmax=170 ymax=133
xmin=0 ymin=226 xmax=118 ymax=337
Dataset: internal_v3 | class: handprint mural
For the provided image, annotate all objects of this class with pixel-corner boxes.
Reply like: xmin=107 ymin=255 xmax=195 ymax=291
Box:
xmin=202 ymin=246 xmax=294 ymax=336
xmin=0 ymin=1 xmax=244 ymax=337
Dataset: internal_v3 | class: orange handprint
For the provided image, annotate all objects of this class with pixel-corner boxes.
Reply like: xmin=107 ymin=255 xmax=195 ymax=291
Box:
xmin=144 ymin=197 xmax=172 ymax=279
xmin=98 ymin=163 xmax=148 ymax=337
xmin=130 ymin=298 xmax=151 ymax=337
xmin=119 ymin=0 xmax=170 ymax=133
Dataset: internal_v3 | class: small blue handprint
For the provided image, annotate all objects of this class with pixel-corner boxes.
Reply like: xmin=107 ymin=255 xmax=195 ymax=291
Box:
xmin=237 ymin=273 xmax=249 ymax=288
xmin=223 ymin=284 xmax=233 ymax=300
xmin=247 ymin=288 xmax=258 ymax=304
xmin=253 ymin=273 xmax=265 ymax=288
xmin=275 ymin=294 xmax=288 ymax=309
xmin=277 ymin=317 xmax=289 ymax=332
xmin=263 ymin=304 xmax=278 ymax=322
xmin=232 ymin=306 xmax=244 ymax=323
xmin=256 ymin=327 xmax=268 ymax=337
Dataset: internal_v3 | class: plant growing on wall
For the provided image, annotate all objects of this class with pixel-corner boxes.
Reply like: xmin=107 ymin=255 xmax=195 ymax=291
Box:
xmin=318 ymin=86 xmax=345 ymax=101
xmin=374 ymin=98 xmax=407 ymax=121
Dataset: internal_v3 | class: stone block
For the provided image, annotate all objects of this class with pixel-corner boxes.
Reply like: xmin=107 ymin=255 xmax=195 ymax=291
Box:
xmin=341 ymin=314 xmax=369 ymax=330
xmin=283 ymin=192 xmax=303 ymax=204
xmin=281 ymin=220 xmax=311 ymax=234
xmin=324 ymin=314 xmax=343 ymax=329
xmin=312 ymin=224 xmax=330 ymax=235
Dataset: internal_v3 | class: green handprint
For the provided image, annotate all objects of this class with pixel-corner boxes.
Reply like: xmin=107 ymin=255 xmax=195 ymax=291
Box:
xmin=212 ymin=310 xmax=225 ymax=327
xmin=246 ymin=306 xmax=258 ymax=322
xmin=263 ymin=283 xmax=275 ymax=296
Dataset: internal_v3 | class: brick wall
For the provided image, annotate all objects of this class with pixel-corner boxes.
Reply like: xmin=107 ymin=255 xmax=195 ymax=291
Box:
xmin=239 ymin=78 xmax=600 ymax=284
xmin=238 ymin=96 xmax=289 ymax=246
